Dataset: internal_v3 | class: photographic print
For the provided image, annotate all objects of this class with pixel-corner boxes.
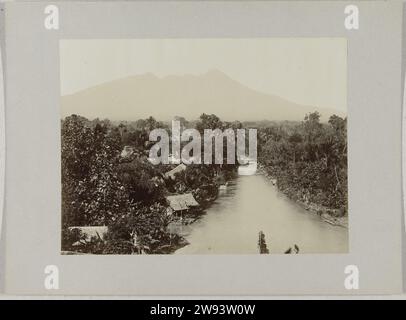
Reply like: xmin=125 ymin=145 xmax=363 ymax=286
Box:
xmin=60 ymin=38 xmax=348 ymax=255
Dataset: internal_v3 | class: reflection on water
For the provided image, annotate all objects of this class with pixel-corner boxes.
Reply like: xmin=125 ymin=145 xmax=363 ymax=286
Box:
xmin=175 ymin=174 xmax=348 ymax=254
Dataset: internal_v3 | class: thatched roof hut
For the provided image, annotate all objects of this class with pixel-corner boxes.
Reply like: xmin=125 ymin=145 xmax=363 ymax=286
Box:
xmin=166 ymin=193 xmax=199 ymax=214
xmin=68 ymin=226 xmax=108 ymax=245
xmin=164 ymin=164 xmax=187 ymax=179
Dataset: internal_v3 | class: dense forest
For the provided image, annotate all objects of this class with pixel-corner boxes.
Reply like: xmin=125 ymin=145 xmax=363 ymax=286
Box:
xmin=257 ymin=112 xmax=347 ymax=216
xmin=61 ymin=111 xmax=347 ymax=254
xmin=61 ymin=113 xmax=238 ymax=254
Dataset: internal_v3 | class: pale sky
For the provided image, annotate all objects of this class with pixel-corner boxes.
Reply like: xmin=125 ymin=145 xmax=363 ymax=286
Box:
xmin=60 ymin=38 xmax=347 ymax=113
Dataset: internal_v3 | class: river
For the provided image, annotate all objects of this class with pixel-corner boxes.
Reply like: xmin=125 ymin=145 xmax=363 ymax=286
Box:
xmin=174 ymin=173 xmax=348 ymax=254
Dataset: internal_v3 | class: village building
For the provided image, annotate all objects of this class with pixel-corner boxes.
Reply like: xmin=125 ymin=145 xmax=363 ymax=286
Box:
xmin=165 ymin=193 xmax=199 ymax=217
xmin=68 ymin=226 xmax=108 ymax=246
xmin=120 ymin=145 xmax=135 ymax=158
xmin=164 ymin=163 xmax=187 ymax=180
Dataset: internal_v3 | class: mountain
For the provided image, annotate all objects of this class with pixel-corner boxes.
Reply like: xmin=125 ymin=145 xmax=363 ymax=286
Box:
xmin=61 ymin=70 xmax=345 ymax=122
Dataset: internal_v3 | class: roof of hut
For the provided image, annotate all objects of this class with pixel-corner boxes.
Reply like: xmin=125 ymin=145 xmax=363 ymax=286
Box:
xmin=166 ymin=193 xmax=199 ymax=211
xmin=68 ymin=226 xmax=108 ymax=242
xmin=164 ymin=163 xmax=187 ymax=179
xmin=120 ymin=145 xmax=135 ymax=158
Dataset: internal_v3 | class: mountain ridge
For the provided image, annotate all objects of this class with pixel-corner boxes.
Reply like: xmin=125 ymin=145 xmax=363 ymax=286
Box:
xmin=61 ymin=70 xmax=346 ymax=122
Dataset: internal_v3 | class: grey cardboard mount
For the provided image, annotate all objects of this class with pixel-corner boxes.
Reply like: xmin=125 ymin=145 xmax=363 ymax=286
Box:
xmin=0 ymin=1 xmax=6 ymax=295
xmin=0 ymin=0 xmax=405 ymax=295
xmin=402 ymin=1 xmax=406 ymax=295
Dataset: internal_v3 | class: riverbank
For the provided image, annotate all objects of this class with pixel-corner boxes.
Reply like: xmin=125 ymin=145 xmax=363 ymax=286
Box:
xmin=175 ymin=173 xmax=348 ymax=254
xmin=257 ymin=164 xmax=348 ymax=228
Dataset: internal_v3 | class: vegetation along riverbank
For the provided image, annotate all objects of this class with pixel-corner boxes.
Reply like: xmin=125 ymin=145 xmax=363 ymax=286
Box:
xmin=61 ymin=111 xmax=347 ymax=255
xmin=256 ymin=112 xmax=348 ymax=228
xmin=61 ymin=113 xmax=238 ymax=254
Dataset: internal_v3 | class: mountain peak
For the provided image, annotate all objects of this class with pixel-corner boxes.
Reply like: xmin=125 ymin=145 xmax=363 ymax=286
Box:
xmin=203 ymin=69 xmax=228 ymax=77
xmin=137 ymin=72 xmax=158 ymax=79
xmin=62 ymin=71 xmax=345 ymax=122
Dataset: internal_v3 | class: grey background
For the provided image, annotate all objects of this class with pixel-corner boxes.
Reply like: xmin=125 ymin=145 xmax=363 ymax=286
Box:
xmin=1 ymin=1 xmax=404 ymax=295
xmin=0 ymin=1 xmax=6 ymax=294
xmin=402 ymin=0 xmax=406 ymax=294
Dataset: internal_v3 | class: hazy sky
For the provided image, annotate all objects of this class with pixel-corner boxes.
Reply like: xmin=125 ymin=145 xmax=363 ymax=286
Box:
xmin=60 ymin=38 xmax=347 ymax=113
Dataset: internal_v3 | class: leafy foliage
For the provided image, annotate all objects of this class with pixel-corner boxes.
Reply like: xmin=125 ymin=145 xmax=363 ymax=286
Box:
xmin=258 ymin=112 xmax=347 ymax=213
xmin=61 ymin=111 xmax=346 ymax=255
xmin=61 ymin=114 xmax=235 ymax=254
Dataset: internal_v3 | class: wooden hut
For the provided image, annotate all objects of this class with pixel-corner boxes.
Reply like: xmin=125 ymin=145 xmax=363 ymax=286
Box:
xmin=165 ymin=193 xmax=199 ymax=218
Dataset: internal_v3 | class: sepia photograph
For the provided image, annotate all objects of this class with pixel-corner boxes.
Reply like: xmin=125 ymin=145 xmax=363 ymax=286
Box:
xmin=60 ymin=38 xmax=348 ymax=255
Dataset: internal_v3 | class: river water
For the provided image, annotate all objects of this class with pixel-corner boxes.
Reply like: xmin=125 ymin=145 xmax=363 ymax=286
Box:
xmin=175 ymin=173 xmax=348 ymax=254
